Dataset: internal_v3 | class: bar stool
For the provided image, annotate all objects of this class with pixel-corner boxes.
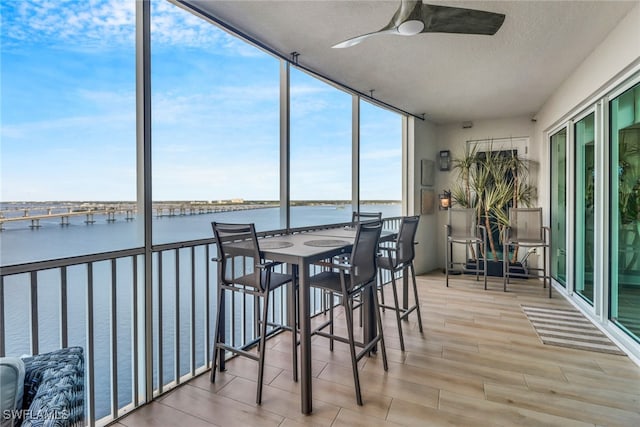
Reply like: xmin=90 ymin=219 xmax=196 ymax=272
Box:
xmin=210 ymin=222 xmax=298 ymax=404
xmin=377 ymin=215 xmax=423 ymax=351
xmin=445 ymin=208 xmax=487 ymax=289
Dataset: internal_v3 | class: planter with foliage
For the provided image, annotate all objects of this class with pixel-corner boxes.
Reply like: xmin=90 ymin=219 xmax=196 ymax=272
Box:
xmin=451 ymin=142 xmax=537 ymax=275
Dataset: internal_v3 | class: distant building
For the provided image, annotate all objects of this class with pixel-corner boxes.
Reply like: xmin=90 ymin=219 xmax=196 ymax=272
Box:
xmin=217 ymin=199 xmax=244 ymax=204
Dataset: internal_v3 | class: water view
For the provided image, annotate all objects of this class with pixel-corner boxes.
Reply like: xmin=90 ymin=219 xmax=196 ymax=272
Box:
xmin=0 ymin=201 xmax=400 ymax=420
xmin=0 ymin=201 xmax=401 ymax=265
xmin=0 ymin=0 xmax=405 ymax=422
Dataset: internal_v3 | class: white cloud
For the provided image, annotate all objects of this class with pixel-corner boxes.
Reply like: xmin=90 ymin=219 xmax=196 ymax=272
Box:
xmin=1 ymin=0 xmax=262 ymax=56
xmin=2 ymin=0 xmax=135 ymax=49
xmin=151 ymin=0 xmax=219 ymax=48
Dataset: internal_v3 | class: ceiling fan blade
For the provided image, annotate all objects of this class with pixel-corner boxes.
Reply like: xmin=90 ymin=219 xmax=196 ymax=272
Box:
xmin=332 ymin=28 xmax=397 ymax=49
xmin=332 ymin=0 xmax=418 ymax=48
xmin=421 ymin=4 xmax=505 ymax=35
xmin=332 ymin=0 xmax=504 ymax=48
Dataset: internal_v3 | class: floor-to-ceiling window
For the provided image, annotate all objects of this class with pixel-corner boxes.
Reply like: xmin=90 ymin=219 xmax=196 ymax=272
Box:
xmin=360 ymin=100 xmax=403 ymax=217
xmin=149 ymin=0 xmax=282 ymax=398
xmin=151 ymin=0 xmax=281 ymax=243
xmin=610 ymin=82 xmax=640 ymax=341
xmin=289 ymin=69 xmax=352 ymax=227
xmin=0 ymin=0 xmax=138 ymax=264
xmin=1 ymin=0 xmax=138 ymax=420
xmin=575 ymin=112 xmax=595 ymax=305
xmin=1 ymin=1 xmax=411 ymax=424
xmin=550 ymin=128 xmax=567 ymax=286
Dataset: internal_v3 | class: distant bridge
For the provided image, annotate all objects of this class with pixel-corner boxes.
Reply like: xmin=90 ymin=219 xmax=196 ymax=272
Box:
xmin=0 ymin=203 xmax=276 ymax=230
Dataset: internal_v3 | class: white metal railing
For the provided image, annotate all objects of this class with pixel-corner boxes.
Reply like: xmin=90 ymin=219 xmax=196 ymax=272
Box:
xmin=0 ymin=217 xmax=401 ymax=426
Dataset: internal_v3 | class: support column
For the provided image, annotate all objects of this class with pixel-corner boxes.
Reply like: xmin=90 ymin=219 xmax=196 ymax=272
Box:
xmin=280 ymin=60 xmax=290 ymax=229
xmin=352 ymin=96 xmax=360 ymax=213
xmin=136 ymin=0 xmax=153 ymax=405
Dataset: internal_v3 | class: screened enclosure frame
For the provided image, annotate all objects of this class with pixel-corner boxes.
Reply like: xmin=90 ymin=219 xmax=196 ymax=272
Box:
xmin=136 ymin=0 xmax=412 ymax=405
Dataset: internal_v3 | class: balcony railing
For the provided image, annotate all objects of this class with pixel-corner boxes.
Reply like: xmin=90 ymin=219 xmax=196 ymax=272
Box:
xmin=0 ymin=217 xmax=402 ymax=426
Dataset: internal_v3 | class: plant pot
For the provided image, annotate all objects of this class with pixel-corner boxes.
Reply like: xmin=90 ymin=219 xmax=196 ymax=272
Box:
xmin=464 ymin=259 xmax=526 ymax=277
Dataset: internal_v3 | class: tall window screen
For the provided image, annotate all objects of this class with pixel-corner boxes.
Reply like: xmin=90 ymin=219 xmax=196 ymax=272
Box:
xmin=1 ymin=0 xmax=138 ymax=419
xmin=289 ymin=69 xmax=352 ymax=227
xmin=360 ymin=100 xmax=403 ymax=217
xmin=0 ymin=0 xmax=138 ymax=264
xmin=149 ymin=0 xmax=282 ymax=398
xmin=151 ymin=0 xmax=280 ymax=244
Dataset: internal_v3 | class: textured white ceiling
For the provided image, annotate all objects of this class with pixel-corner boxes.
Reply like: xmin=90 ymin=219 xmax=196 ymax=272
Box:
xmin=183 ymin=0 xmax=636 ymax=124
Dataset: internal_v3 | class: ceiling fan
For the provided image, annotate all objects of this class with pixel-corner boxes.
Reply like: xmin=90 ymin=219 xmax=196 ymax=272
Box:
xmin=332 ymin=0 xmax=506 ymax=48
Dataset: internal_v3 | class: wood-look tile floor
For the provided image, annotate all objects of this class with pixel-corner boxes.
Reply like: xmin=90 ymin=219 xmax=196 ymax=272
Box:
xmin=115 ymin=273 xmax=640 ymax=427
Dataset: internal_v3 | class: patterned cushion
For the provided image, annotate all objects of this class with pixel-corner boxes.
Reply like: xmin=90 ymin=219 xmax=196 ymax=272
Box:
xmin=21 ymin=347 xmax=84 ymax=427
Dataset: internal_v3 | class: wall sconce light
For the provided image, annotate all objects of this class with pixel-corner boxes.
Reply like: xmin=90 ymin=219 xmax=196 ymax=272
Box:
xmin=439 ymin=190 xmax=451 ymax=210
xmin=439 ymin=150 xmax=451 ymax=171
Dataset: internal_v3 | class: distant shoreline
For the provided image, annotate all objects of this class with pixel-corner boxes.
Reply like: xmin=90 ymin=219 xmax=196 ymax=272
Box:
xmin=0 ymin=200 xmax=401 ymax=223
xmin=1 ymin=200 xmax=401 ymax=204
xmin=1 ymin=200 xmax=401 ymax=209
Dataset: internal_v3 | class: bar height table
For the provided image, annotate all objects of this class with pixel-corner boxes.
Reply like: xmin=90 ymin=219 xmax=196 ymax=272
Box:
xmin=224 ymin=226 xmax=395 ymax=414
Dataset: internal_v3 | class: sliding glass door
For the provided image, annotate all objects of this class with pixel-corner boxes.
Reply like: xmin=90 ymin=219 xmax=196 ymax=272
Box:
xmin=610 ymin=83 xmax=640 ymax=341
xmin=550 ymin=128 xmax=567 ymax=286
xmin=575 ymin=112 xmax=595 ymax=305
xmin=549 ymin=76 xmax=640 ymax=356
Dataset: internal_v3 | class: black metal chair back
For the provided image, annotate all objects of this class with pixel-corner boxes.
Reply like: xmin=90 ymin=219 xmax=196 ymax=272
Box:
xmin=348 ymin=220 xmax=383 ymax=292
xmin=352 ymin=211 xmax=382 ymax=224
xmin=393 ymin=215 xmax=419 ymax=268
xmin=211 ymin=222 xmax=264 ymax=291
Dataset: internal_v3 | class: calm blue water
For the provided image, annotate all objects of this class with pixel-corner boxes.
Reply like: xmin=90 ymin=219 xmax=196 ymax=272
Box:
xmin=0 ymin=204 xmax=400 ymax=265
xmin=0 ymin=203 xmax=400 ymax=420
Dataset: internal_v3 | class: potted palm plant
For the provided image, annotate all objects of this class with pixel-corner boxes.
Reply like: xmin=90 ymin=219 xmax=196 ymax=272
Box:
xmin=450 ymin=142 xmax=536 ymax=275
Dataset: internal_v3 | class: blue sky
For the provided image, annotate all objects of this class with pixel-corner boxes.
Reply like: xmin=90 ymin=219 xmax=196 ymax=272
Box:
xmin=1 ymin=0 xmax=401 ymax=202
